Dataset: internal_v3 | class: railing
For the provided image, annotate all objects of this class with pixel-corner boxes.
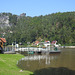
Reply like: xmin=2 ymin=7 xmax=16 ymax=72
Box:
xmin=15 ymin=46 xmax=60 ymax=52
xmin=4 ymin=47 xmax=15 ymax=52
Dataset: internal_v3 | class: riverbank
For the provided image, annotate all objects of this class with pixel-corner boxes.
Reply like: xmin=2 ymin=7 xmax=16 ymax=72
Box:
xmin=61 ymin=46 xmax=75 ymax=48
xmin=0 ymin=54 xmax=33 ymax=75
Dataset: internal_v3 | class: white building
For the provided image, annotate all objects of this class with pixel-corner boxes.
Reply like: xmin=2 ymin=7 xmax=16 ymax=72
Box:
xmin=44 ymin=41 xmax=50 ymax=47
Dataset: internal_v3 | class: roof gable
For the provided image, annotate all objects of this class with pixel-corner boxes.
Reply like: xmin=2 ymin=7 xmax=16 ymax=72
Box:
xmin=0 ymin=38 xmax=6 ymax=43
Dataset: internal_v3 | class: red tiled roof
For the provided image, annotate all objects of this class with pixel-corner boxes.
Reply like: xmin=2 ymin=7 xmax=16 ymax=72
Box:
xmin=35 ymin=41 xmax=39 ymax=45
xmin=0 ymin=38 xmax=6 ymax=43
xmin=51 ymin=41 xmax=57 ymax=44
xmin=45 ymin=41 xmax=50 ymax=43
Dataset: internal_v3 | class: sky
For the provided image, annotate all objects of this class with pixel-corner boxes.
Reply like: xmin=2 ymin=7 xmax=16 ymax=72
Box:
xmin=0 ymin=0 xmax=75 ymax=17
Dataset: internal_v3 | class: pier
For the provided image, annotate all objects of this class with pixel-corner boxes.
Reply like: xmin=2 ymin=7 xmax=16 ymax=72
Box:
xmin=15 ymin=47 xmax=61 ymax=54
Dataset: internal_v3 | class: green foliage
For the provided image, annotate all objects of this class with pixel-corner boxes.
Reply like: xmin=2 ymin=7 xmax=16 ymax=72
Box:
xmin=0 ymin=12 xmax=75 ymax=45
xmin=9 ymin=14 xmax=17 ymax=25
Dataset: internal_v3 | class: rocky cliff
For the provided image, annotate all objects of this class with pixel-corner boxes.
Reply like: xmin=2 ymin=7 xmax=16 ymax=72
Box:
xmin=0 ymin=13 xmax=26 ymax=28
xmin=0 ymin=15 xmax=10 ymax=28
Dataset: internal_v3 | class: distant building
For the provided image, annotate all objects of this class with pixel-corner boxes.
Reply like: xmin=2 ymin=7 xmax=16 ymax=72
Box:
xmin=35 ymin=41 xmax=39 ymax=45
xmin=43 ymin=41 xmax=50 ymax=47
xmin=51 ymin=40 xmax=57 ymax=45
xmin=51 ymin=40 xmax=59 ymax=47
xmin=33 ymin=40 xmax=50 ymax=47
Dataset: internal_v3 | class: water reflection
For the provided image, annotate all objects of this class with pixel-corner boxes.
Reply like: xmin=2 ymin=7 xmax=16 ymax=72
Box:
xmin=34 ymin=67 xmax=75 ymax=75
xmin=21 ymin=54 xmax=51 ymax=65
xmin=17 ymin=53 xmax=60 ymax=72
xmin=17 ymin=48 xmax=75 ymax=74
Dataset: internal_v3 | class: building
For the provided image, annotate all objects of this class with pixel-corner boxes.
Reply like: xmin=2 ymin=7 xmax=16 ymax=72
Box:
xmin=39 ymin=41 xmax=50 ymax=47
xmin=33 ymin=40 xmax=50 ymax=47
xmin=44 ymin=41 xmax=50 ymax=47
xmin=0 ymin=38 xmax=6 ymax=53
xmin=51 ymin=41 xmax=57 ymax=45
xmin=35 ymin=41 xmax=39 ymax=45
xmin=51 ymin=40 xmax=59 ymax=47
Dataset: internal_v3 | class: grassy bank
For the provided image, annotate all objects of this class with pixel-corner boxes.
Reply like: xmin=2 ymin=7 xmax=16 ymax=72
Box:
xmin=0 ymin=54 xmax=33 ymax=75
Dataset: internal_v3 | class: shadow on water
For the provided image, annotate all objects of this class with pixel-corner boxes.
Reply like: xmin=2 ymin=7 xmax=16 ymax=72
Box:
xmin=33 ymin=67 xmax=75 ymax=75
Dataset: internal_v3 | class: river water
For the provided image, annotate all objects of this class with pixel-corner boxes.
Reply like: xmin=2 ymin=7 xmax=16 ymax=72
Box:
xmin=17 ymin=48 xmax=75 ymax=74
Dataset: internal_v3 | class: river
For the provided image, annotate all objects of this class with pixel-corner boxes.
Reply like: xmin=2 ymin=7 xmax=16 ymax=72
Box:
xmin=17 ymin=48 xmax=75 ymax=75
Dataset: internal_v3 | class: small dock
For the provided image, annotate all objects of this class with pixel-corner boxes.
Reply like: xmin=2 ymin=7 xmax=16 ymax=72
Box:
xmin=49 ymin=50 xmax=61 ymax=53
xmin=4 ymin=51 xmax=16 ymax=54
xmin=15 ymin=47 xmax=61 ymax=54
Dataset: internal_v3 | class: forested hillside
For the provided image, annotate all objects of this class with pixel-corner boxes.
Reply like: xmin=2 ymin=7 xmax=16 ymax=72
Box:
xmin=0 ymin=12 xmax=75 ymax=45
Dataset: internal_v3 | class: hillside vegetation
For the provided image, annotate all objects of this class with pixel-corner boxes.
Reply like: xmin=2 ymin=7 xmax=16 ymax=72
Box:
xmin=0 ymin=12 xmax=75 ymax=45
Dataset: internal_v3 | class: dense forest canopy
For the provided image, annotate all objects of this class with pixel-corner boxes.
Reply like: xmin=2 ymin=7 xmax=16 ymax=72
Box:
xmin=0 ymin=12 xmax=75 ymax=45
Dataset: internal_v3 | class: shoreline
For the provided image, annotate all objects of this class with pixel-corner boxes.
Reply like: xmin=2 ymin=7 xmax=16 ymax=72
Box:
xmin=0 ymin=54 xmax=33 ymax=75
xmin=61 ymin=46 xmax=75 ymax=48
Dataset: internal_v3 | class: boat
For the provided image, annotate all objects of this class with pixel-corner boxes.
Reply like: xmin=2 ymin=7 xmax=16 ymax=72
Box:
xmin=49 ymin=50 xmax=61 ymax=53
xmin=28 ymin=51 xmax=34 ymax=54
